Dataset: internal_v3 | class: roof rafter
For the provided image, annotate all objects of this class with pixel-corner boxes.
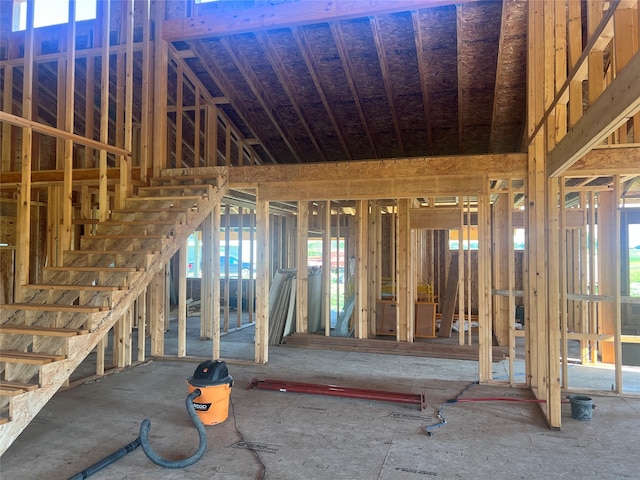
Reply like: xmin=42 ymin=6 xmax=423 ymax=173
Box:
xmin=411 ymin=10 xmax=434 ymax=156
xmin=330 ymin=22 xmax=379 ymax=158
xmin=188 ymin=39 xmax=282 ymax=164
xmin=254 ymin=31 xmax=328 ymax=162
xmin=220 ymin=35 xmax=305 ymax=163
xmin=370 ymin=16 xmax=406 ymax=156
xmin=291 ymin=26 xmax=354 ymax=160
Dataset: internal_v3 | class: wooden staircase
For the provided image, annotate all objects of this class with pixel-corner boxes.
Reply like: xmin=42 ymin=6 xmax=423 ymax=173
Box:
xmin=0 ymin=175 xmax=226 ymax=456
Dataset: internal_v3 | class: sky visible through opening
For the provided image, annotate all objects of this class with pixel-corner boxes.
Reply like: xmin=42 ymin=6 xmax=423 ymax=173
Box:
xmin=14 ymin=0 xmax=96 ymax=31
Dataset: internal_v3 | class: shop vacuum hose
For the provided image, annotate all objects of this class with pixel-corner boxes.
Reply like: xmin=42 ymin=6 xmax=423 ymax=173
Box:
xmin=68 ymin=389 xmax=206 ymax=479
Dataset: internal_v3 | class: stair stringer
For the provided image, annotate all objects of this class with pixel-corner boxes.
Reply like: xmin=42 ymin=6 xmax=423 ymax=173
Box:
xmin=0 ymin=183 xmax=225 ymax=456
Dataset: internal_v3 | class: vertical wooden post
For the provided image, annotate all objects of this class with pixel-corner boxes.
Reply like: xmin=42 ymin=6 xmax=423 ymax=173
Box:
xmin=178 ymin=240 xmax=187 ymax=357
xmin=559 ymin=181 xmax=568 ymax=390
xmin=356 ymin=199 xmax=370 ymax=339
xmin=478 ymin=193 xmax=493 ymax=382
xmin=237 ymin=206 xmax=244 ymax=328
xmin=139 ymin=0 xmax=151 ymax=181
xmin=150 ymin=269 xmax=165 ymax=356
xmin=613 ymin=175 xmax=622 ymax=392
xmin=546 ymin=177 xmax=561 ymax=426
xmin=153 ymin=1 xmax=168 ymax=175
xmin=323 ymin=200 xmax=331 ymax=336
xmin=457 ymin=200 xmax=464 ymax=346
xmin=98 ymin=0 xmax=111 ymax=222
xmin=396 ymin=199 xmax=410 ymax=342
xmin=84 ymin=54 xmax=95 ymax=169
xmin=296 ymin=201 xmax=309 ymax=333
xmin=255 ymin=197 xmax=270 ymax=364
xmin=138 ymin=288 xmax=147 ymax=362
xmin=223 ymin=204 xmax=230 ymax=331
xmin=369 ymin=202 xmax=379 ymax=339
xmin=212 ymin=204 xmax=221 ymax=359
xmin=1 ymin=66 xmax=13 ymax=172
xmin=248 ymin=208 xmax=255 ymax=325
xmin=176 ymin=62 xmax=184 ymax=167
xmin=194 ymin=86 xmax=201 ymax=166
xmin=201 ymin=211 xmax=213 ymax=339
xmin=61 ymin=0 xmax=77 ymax=254
xmin=206 ymin=105 xmax=218 ymax=166
xmin=117 ymin=0 xmax=134 ymax=208
xmin=15 ymin=0 xmax=35 ymax=301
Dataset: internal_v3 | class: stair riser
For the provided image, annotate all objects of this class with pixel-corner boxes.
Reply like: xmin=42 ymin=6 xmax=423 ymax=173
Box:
xmin=0 ymin=335 xmax=68 ymax=364
xmin=0 ymin=310 xmax=96 ymax=330
xmin=42 ymin=270 xmax=136 ymax=287
xmin=150 ymin=178 xmax=222 ymax=188
xmin=137 ymin=187 xmax=211 ymax=198
xmin=110 ymin=210 xmax=188 ymax=223
xmin=62 ymin=252 xmax=154 ymax=270
xmin=124 ymin=198 xmax=203 ymax=210
xmin=93 ymin=223 xmax=176 ymax=236
xmin=80 ymin=237 xmax=167 ymax=252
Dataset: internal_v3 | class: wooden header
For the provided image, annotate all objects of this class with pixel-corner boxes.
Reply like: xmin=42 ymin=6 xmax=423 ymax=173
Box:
xmin=229 ymin=153 xmax=527 ymax=186
xmin=162 ymin=0 xmax=477 ymax=42
xmin=257 ymin=174 xmax=488 ymax=201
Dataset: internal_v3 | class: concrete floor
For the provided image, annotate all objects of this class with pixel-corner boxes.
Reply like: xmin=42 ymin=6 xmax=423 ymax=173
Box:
xmin=3 ymin=330 xmax=640 ymax=480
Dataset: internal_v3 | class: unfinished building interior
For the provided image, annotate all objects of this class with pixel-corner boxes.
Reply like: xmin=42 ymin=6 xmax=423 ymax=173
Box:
xmin=1 ymin=0 xmax=640 ymax=476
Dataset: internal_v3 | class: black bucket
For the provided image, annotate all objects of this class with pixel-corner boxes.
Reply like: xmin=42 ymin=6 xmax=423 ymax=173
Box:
xmin=568 ymin=394 xmax=595 ymax=421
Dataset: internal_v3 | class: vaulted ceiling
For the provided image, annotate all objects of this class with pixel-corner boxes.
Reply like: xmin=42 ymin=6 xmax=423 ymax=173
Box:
xmin=163 ymin=0 xmax=528 ymax=165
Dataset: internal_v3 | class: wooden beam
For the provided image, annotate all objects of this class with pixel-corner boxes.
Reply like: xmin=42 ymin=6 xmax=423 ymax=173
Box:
xmin=565 ymin=146 xmax=640 ymax=175
xmin=258 ymin=175 xmax=488 ymax=202
xmin=162 ymin=0 xmax=478 ymax=42
xmin=230 ymin=153 xmax=526 ymax=186
xmin=547 ymin=50 xmax=640 ymax=177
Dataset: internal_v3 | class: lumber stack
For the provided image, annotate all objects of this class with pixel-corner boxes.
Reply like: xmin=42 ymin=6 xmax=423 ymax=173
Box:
xmin=268 ymin=270 xmax=297 ymax=346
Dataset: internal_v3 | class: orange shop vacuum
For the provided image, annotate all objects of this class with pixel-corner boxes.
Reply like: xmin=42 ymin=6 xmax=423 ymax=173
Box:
xmin=68 ymin=361 xmax=233 ymax=479
xmin=188 ymin=360 xmax=234 ymax=425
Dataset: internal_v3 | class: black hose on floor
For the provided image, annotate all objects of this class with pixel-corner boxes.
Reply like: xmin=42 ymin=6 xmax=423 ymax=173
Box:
xmin=139 ymin=388 xmax=207 ymax=469
xmin=67 ymin=437 xmax=141 ymax=480
xmin=67 ymin=389 xmax=207 ymax=479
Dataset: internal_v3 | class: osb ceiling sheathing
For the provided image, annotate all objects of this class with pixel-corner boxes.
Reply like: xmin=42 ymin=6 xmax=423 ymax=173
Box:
xmin=169 ymin=0 xmax=528 ymax=164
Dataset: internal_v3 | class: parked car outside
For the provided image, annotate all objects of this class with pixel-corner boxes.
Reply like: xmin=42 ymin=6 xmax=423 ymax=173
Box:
xmin=220 ymin=255 xmax=253 ymax=279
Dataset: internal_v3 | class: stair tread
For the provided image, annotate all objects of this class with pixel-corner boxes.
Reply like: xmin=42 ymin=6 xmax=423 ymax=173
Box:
xmin=26 ymin=284 xmax=128 ymax=292
xmin=1 ymin=324 xmax=89 ymax=336
xmin=63 ymin=250 xmax=158 ymax=255
xmin=111 ymin=207 xmax=190 ymax=213
xmin=0 ymin=350 xmax=66 ymax=364
xmin=81 ymin=234 xmax=169 ymax=239
xmin=0 ymin=386 xmax=27 ymax=396
xmin=0 ymin=303 xmax=109 ymax=313
xmin=127 ymin=195 xmax=205 ymax=201
xmin=73 ymin=220 xmax=178 ymax=225
xmin=0 ymin=380 xmax=39 ymax=391
xmin=138 ymin=185 xmax=212 ymax=191
xmin=44 ymin=266 xmax=144 ymax=272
